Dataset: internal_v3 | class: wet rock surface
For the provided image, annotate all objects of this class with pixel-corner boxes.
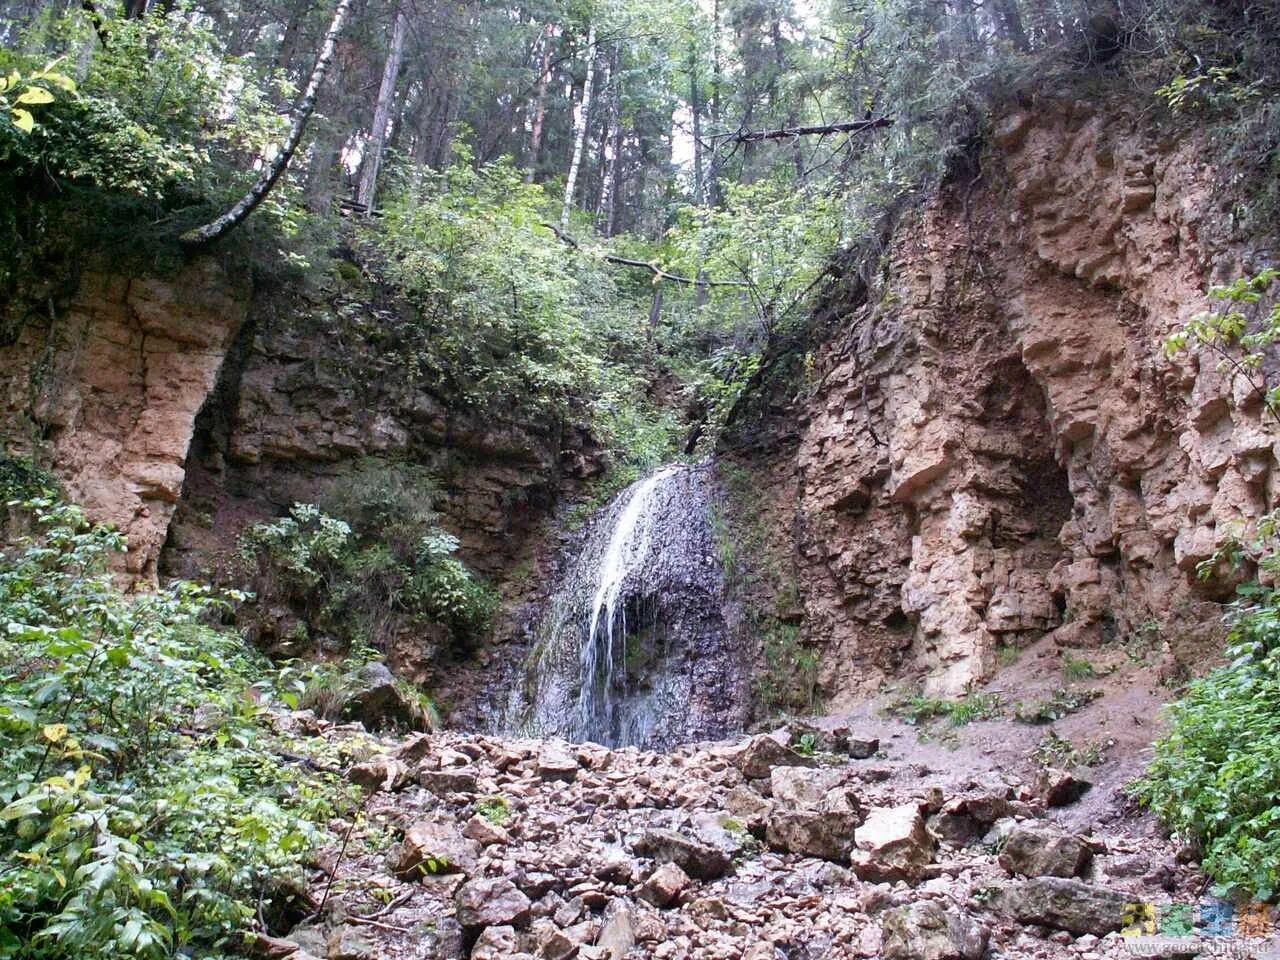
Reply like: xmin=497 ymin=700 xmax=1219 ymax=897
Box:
xmin=506 ymin=464 xmax=748 ymax=749
xmin=273 ymin=716 xmax=1214 ymax=960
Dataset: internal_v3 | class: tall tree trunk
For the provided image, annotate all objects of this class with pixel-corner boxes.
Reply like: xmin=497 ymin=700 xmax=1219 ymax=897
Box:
xmin=180 ymin=0 xmax=354 ymax=247
xmin=604 ymin=75 xmax=624 ymax=236
xmin=769 ymin=4 xmax=803 ymax=177
xmin=559 ymin=23 xmax=596 ymax=231
xmin=525 ymin=22 xmax=555 ymax=183
xmin=994 ymin=0 xmax=1030 ymax=51
xmin=356 ymin=0 xmax=408 ymax=213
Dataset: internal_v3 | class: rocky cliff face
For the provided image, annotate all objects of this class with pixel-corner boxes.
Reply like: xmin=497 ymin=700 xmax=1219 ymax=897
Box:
xmin=0 ymin=259 xmax=250 ymax=581
xmin=731 ymin=97 xmax=1278 ymax=702
xmin=161 ymin=285 xmax=597 ymax=585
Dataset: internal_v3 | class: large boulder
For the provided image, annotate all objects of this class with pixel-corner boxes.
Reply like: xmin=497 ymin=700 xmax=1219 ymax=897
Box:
xmin=392 ymin=818 xmax=480 ymax=879
xmin=733 ymin=736 xmax=817 ymax=780
xmin=347 ymin=754 xmax=409 ymax=792
xmin=340 ymin=662 xmax=422 ymax=731
xmin=455 ymin=877 xmax=533 ymax=929
xmin=633 ymin=828 xmax=732 ymax=880
xmin=995 ymin=878 xmax=1128 ymax=935
xmin=998 ymin=823 xmax=1093 ymax=878
xmin=851 ymin=804 xmax=934 ymax=882
xmin=881 ymin=901 xmax=989 ymax=960
xmin=770 ymin=766 xmax=847 ymax=805
xmin=766 ymin=805 xmax=860 ymax=862
xmin=1036 ymin=767 xmax=1091 ymax=807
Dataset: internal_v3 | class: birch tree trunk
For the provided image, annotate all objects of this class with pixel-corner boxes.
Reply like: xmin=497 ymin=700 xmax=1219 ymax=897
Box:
xmin=356 ymin=0 xmax=409 ymax=213
xmin=180 ymin=0 xmax=354 ymax=248
xmin=559 ymin=22 xmax=596 ymax=232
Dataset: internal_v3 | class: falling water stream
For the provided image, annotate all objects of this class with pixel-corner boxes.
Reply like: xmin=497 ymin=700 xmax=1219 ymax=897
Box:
xmin=505 ymin=462 xmax=746 ymax=748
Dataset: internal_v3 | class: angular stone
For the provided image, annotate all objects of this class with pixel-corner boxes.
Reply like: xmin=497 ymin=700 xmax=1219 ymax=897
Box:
xmin=347 ymin=754 xmax=408 ymax=792
xmin=998 ymin=822 xmax=1093 ymax=878
xmin=421 ymin=916 xmax=465 ymax=960
xmin=419 ymin=767 xmax=478 ymax=795
xmin=881 ymin=901 xmax=989 ymax=960
xmin=724 ymin=785 xmax=772 ymax=832
xmin=455 ymin=877 xmax=533 ymax=929
xmin=537 ymin=743 xmax=580 ymax=782
xmin=633 ymin=828 xmax=731 ymax=880
xmin=769 ymin=766 xmax=847 ymax=805
xmin=996 ymin=877 xmax=1128 ymax=935
xmin=851 ymin=804 xmax=934 ymax=882
xmin=733 ymin=735 xmax=816 ymax=780
xmin=597 ymin=899 xmax=636 ymax=960
xmin=470 ymin=925 xmax=520 ymax=960
xmin=766 ymin=806 xmax=859 ymax=862
xmin=463 ymin=814 xmax=510 ymax=846
xmin=637 ymin=861 xmax=690 ymax=907
xmin=1036 ymin=767 xmax=1092 ymax=807
xmin=393 ymin=819 xmax=480 ymax=879
xmin=531 ymin=918 xmax=576 ymax=960
xmin=848 ymin=736 xmax=881 ymax=760
xmin=325 ymin=926 xmax=375 ymax=960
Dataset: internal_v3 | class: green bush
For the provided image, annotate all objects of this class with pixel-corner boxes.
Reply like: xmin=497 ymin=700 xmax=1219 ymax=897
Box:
xmin=0 ymin=497 xmax=346 ymax=959
xmin=236 ymin=461 xmax=497 ymax=656
xmin=1136 ymin=580 xmax=1280 ymax=900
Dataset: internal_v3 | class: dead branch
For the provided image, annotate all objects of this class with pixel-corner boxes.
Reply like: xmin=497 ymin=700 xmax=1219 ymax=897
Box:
xmin=732 ymin=117 xmax=892 ymax=143
xmin=537 ymin=223 xmax=747 ymax=287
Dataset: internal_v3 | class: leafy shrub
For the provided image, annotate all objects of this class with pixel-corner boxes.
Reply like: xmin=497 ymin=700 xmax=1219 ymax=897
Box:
xmin=1136 ymin=580 xmax=1280 ymax=901
xmin=236 ymin=461 xmax=497 ymax=659
xmin=0 ymin=497 xmax=346 ymax=959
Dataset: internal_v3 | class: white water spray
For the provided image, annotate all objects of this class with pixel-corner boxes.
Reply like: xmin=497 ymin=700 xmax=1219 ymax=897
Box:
xmin=577 ymin=466 xmax=677 ymax=733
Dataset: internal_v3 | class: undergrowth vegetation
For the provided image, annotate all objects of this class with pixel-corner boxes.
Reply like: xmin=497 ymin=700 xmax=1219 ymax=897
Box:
xmin=235 ymin=460 xmax=496 ymax=659
xmin=0 ymin=496 xmax=346 ymax=959
xmin=1137 ymin=575 xmax=1280 ymax=901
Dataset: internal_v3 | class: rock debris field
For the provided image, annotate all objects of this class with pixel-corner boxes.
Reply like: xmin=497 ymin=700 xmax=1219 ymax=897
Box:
xmin=257 ymin=713 xmax=1240 ymax=960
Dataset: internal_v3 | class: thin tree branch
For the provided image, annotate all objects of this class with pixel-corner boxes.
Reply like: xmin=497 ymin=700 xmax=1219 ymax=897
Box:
xmin=538 ymin=223 xmax=747 ymax=287
xmin=732 ymin=116 xmax=892 ymax=143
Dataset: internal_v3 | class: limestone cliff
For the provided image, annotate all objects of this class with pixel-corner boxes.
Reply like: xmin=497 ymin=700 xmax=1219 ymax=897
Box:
xmin=726 ymin=97 xmax=1278 ymax=702
xmin=0 ymin=259 xmax=250 ymax=581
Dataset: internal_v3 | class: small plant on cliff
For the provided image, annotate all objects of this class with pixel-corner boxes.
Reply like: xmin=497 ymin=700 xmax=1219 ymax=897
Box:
xmin=0 ymin=495 xmax=346 ymax=959
xmin=1164 ymin=268 xmax=1280 ymax=419
xmin=896 ymin=691 xmax=1004 ymax=727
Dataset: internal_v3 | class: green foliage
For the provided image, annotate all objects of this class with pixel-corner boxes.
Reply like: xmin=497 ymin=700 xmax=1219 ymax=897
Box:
xmin=1136 ymin=579 xmax=1280 ymax=900
xmin=0 ymin=8 xmax=293 ymax=206
xmin=475 ymin=796 xmax=512 ymax=827
xmin=1165 ymin=269 xmax=1280 ymax=417
xmin=236 ymin=461 xmax=497 ymax=657
xmin=895 ymin=692 xmax=1004 ymax=727
xmin=0 ymin=62 xmax=75 ymax=135
xmin=1033 ymin=730 xmax=1110 ymax=769
xmin=1061 ymin=656 xmax=1098 ymax=681
xmin=368 ymin=154 xmax=630 ymax=419
xmin=0 ymin=497 xmax=345 ymax=959
xmin=752 ymin=619 xmax=820 ymax=716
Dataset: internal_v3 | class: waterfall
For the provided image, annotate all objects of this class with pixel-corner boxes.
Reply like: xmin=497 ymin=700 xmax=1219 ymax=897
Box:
xmin=505 ymin=462 xmax=745 ymax=748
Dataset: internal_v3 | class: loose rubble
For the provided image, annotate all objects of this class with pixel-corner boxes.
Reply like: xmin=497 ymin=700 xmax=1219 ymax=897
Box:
xmin=258 ymin=714 xmax=1212 ymax=960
